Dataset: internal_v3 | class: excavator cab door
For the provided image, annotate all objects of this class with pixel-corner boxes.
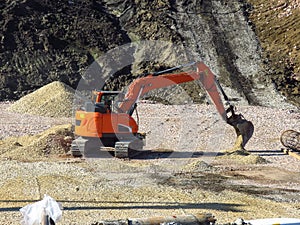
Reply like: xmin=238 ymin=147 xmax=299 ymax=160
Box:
xmin=93 ymin=91 xmax=122 ymax=113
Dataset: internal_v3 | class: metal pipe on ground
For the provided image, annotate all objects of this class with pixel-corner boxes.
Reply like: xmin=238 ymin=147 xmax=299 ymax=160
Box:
xmin=92 ymin=213 xmax=216 ymax=225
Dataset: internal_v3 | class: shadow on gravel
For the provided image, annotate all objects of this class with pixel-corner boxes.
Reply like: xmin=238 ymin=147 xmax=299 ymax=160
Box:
xmin=0 ymin=200 xmax=243 ymax=212
xmin=131 ymin=150 xmax=220 ymax=160
xmin=248 ymin=149 xmax=286 ymax=156
xmin=0 ymin=207 xmax=21 ymax=212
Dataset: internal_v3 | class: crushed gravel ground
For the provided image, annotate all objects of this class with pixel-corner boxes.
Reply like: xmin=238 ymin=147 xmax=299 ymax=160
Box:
xmin=0 ymin=102 xmax=299 ymax=224
xmin=0 ymin=102 xmax=72 ymax=139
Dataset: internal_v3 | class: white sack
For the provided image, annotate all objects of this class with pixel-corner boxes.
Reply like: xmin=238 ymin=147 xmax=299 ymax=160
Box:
xmin=20 ymin=194 xmax=62 ymax=225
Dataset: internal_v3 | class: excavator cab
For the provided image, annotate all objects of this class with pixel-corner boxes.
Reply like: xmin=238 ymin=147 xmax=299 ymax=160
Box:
xmin=90 ymin=91 xmax=121 ymax=113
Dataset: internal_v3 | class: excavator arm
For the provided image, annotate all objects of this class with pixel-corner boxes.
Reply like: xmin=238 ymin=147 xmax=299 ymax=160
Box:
xmin=119 ymin=61 xmax=254 ymax=150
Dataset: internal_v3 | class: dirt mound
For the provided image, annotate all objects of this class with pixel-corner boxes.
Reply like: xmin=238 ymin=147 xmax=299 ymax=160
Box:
xmin=0 ymin=124 xmax=73 ymax=161
xmin=219 ymin=152 xmax=267 ymax=165
xmin=8 ymin=81 xmax=75 ymax=118
xmin=182 ymin=160 xmax=217 ymax=173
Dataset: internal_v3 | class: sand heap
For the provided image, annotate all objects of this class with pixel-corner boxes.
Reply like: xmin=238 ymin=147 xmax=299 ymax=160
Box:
xmin=0 ymin=124 xmax=73 ymax=161
xmin=9 ymin=81 xmax=75 ymax=118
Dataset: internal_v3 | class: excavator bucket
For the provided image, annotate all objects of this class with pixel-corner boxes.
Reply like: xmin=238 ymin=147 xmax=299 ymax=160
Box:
xmin=227 ymin=113 xmax=254 ymax=150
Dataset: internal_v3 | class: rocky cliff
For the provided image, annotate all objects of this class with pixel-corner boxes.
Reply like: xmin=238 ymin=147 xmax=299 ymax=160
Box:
xmin=0 ymin=0 xmax=299 ymax=108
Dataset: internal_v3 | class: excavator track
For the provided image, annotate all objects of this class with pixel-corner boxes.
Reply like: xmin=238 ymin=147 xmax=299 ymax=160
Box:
xmin=114 ymin=137 xmax=145 ymax=158
xmin=70 ymin=137 xmax=86 ymax=157
xmin=71 ymin=136 xmax=145 ymax=158
xmin=115 ymin=141 xmax=130 ymax=158
xmin=71 ymin=137 xmax=106 ymax=158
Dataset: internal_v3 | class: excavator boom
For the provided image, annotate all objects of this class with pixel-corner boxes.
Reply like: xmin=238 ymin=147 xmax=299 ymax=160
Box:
xmin=119 ymin=62 xmax=227 ymax=120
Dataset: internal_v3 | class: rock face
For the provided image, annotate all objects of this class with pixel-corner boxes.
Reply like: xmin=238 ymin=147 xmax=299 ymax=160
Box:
xmin=0 ymin=0 xmax=299 ymax=108
xmin=247 ymin=0 xmax=300 ymax=107
xmin=0 ymin=0 xmax=130 ymax=99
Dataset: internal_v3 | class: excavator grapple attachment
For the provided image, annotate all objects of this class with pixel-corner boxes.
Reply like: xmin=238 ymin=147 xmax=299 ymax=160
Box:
xmin=227 ymin=113 xmax=254 ymax=150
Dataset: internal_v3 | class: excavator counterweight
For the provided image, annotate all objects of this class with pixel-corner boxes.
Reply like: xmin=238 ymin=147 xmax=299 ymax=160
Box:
xmin=71 ymin=62 xmax=254 ymax=158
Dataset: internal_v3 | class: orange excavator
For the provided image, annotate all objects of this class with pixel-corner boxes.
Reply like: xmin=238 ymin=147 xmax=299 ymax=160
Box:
xmin=71 ymin=62 xmax=254 ymax=158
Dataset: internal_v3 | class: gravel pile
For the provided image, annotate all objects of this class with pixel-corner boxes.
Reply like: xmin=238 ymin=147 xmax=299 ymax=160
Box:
xmin=8 ymin=81 xmax=75 ymax=118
